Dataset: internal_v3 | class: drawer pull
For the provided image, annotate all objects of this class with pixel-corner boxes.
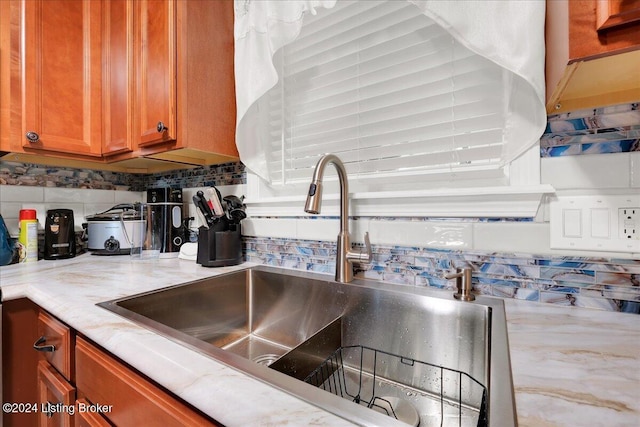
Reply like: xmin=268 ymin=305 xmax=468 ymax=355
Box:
xmin=156 ymin=121 xmax=168 ymax=133
xmin=25 ymin=131 xmax=40 ymax=143
xmin=33 ymin=336 xmax=56 ymax=352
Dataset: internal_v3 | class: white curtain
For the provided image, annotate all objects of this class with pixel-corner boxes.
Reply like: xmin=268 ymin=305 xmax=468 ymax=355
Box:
xmin=234 ymin=0 xmax=546 ymax=182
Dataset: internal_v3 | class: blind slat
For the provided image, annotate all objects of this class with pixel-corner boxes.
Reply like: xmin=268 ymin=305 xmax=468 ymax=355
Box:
xmin=266 ymin=0 xmax=508 ymax=184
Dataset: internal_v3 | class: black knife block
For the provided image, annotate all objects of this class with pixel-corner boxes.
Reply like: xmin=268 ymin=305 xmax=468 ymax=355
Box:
xmin=196 ymin=223 xmax=243 ymax=267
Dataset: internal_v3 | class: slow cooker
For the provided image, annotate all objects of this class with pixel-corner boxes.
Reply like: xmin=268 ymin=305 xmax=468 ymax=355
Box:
xmin=85 ymin=204 xmax=145 ymax=255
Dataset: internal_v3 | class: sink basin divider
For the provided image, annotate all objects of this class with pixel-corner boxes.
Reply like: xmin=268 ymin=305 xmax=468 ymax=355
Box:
xmin=96 ymin=266 xmax=516 ymax=427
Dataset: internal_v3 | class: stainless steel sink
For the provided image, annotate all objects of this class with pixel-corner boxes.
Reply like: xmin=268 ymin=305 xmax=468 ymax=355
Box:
xmin=98 ymin=266 xmax=516 ymax=427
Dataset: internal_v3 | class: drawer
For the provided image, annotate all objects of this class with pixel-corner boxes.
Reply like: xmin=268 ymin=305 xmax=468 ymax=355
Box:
xmin=75 ymin=337 xmax=219 ymax=426
xmin=37 ymin=360 xmax=76 ymax=427
xmin=75 ymin=398 xmax=111 ymax=427
xmin=36 ymin=311 xmax=74 ymax=381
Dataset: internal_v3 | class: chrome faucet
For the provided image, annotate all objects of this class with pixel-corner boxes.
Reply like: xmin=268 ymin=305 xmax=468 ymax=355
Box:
xmin=304 ymin=154 xmax=372 ymax=283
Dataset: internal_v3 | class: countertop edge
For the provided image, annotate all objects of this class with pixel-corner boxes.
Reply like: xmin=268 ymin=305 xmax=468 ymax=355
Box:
xmin=1 ymin=255 xmax=639 ymax=426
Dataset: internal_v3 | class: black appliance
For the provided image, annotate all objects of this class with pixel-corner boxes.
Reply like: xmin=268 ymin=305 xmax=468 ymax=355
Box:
xmin=44 ymin=209 xmax=76 ymax=260
xmin=147 ymin=188 xmax=185 ymax=257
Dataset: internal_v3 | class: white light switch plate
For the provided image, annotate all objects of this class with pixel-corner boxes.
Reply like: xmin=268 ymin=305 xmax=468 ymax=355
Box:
xmin=550 ymin=194 xmax=640 ymax=253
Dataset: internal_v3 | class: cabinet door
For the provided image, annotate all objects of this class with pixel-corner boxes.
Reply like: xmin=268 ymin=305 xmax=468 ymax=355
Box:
xmin=135 ymin=0 xmax=177 ymax=147
xmin=37 ymin=361 xmax=76 ymax=427
xmin=102 ymin=0 xmax=134 ymax=155
xmin=596 ymin=0 xmax=640 ymax=32
xmin=36 ymin=311 xmax=74 ymax=382
xmin=75 ymin=337 xmax=218 ymax=426
xmin=22 ymin=0 xmax=102 ymax=156
xmin=2 ymin=298 xmax=40 ymax=427
xmin=569 ymin=0 xmax=640 ymax=60
xmin=74 ymin=399 xmax=110 ymax=427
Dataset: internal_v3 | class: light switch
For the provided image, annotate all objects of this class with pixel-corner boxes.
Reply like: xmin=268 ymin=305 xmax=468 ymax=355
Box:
xmin=591 ymin=208 xmax=610 ymax=238
xmin=563 ymin=209 xmax=581 ymax=237
xmin=551 ymin=194 xmax=640 ymax=253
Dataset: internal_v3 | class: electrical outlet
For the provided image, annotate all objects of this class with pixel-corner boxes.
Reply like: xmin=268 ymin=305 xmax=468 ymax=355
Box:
xmin=551 ymin=195 xmax=640 ymax=253
xmin=619 ymin=208 xmax=640 ymax=240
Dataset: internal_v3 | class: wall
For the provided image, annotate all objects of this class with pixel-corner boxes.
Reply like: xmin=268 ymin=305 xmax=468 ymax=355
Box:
xmin=0 ymin=162 xmax=246 ymax=235
xmin=1 ymin=103 xmax=638 ymax=313
xmin=242 ymin=102 xmax=640 ymax=314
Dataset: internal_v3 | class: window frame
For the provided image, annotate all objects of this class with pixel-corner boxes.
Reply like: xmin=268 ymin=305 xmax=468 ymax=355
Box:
xmin=245 ymin=144 xmax=554 ymax=218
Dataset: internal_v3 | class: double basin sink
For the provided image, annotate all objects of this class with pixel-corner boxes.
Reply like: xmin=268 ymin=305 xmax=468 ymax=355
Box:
xmin=98 ymin=266 xmax=516 ymax=426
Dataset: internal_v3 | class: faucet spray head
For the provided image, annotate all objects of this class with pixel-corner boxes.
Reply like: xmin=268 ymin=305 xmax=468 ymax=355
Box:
xmin=304 ymin=181 xmax=322 ymax=214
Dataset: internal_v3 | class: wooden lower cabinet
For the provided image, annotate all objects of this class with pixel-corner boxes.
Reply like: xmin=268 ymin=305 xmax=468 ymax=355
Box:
xmin=75 ymin=337 xmax=219 ymax=427
xmin=74 ymin=399 xmax=110 ymax=427
xmin=2 ymin=301 xmax=221 ymax=427
xmin=36 ymin=361 xmax=75 ymax=427
xmin=2 ymin=299 xmax=39 ymax=427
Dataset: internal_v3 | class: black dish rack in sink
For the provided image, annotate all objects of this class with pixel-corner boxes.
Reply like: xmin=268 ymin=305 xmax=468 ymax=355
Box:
xmin=304 ymin=345 xmax=487 ymax=427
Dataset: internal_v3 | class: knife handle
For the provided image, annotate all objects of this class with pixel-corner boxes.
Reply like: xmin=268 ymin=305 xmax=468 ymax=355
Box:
xmin=206 ymin=188 xmax=225 ymax=216
xmin=192 ymin=194 xmax=212 ymax=228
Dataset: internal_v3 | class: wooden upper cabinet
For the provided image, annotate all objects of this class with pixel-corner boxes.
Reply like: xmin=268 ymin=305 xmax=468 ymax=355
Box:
xmin=135 ymin=0 xmax=177 ymax=148
xmin=103 ymin=0 xmax=175 ymax=154
xmin=5 ymin=0 xmax=238 ymax=170
xmin=545 ymin=0 xmax=640 ymax=113
xmin=568 ymin=0 xmax=640 ymax=60
xmin=21 ymin=0 xmax=103 ymax=156
xmin=105 ymin=0 xmax=238 ymax=164
xmin=0 ymin=1 xmax=9 ymax=151
xmin=596 ymin=0 xmax=640 ymax=33
xmin=146 ymin=0 xmax=238 ymax=165
xmin=102 ymin=0 xmax=134 ymax=155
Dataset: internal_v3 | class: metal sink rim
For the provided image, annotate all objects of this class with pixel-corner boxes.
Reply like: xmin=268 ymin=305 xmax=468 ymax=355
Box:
xmin=97 ymin=265 xmax=516 ymax=427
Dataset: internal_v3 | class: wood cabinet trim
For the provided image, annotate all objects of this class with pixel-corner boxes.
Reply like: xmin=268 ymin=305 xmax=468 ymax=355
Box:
xmin=37 ymin=360 xmax=76 ymax=427
xmin=596 ymin=0 xmax=640 ymax=31
xmin=135 ymin=0 xmax=177 ymax=148
xmin=102 ymin=0 xmax=135 ymax=156
xmin=5 ymin=0 xmax=237 ymax=168
xmin=75 ymin=398 xmax=111 ymax=427
xmin=75 ymin=337 xmax=219 ymax=427
xmin=37 ymin=310 xmax=74 ymax=382
xmin=21 ymin=0 xmax=103 ymax=156
xmin=2 ymin=298 xmax=40 ymax=427
xmin=546 ymin=0 xmax=640 ymax=112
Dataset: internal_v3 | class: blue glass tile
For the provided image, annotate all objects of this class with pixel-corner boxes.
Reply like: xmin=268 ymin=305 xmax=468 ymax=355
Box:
xmin=544 ymin=285 xmax=580 ymax=293
xmin=540 ymin=267 xmax=595 ymax=283
xmin=476 ymin=277 xmax=521 ymax=287
xmin=620 ymin=301 xmax=640 ymax=314
xmin=581 ymin=140 xmax=635 ymax=154
xmin=545 ymin=145 xmax=582 ymax=157
xmin=545 ymin=118 xmax=589 ymax=134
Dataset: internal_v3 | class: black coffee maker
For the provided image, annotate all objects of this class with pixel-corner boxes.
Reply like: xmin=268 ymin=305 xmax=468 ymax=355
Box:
xmin=147 ymin=188 xmax=185 ymax=257
xmin=44 ymin=209 xmax=76 ymax=260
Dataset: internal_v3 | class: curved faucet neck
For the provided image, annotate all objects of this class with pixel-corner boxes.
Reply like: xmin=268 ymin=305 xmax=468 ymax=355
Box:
xmin=311 ymin=154 xmax=350 ymax=234
xmin=306 ymin=154 xmax=371 ymax=283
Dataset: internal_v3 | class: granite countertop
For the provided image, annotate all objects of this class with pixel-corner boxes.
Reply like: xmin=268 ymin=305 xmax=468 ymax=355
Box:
xmin=1 ymin=254 xmax=638 ymax=426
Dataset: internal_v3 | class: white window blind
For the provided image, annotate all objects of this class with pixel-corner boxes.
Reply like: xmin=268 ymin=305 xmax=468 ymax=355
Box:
xmin=265 ymin=0 xmax=509 ymax=186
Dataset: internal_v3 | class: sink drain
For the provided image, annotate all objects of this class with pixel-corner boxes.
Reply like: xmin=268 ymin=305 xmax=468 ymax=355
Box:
xmin=253 ymin=354 xmax=280 ymax=366
xmin=371 ymin=396 xmax=420 ymax=427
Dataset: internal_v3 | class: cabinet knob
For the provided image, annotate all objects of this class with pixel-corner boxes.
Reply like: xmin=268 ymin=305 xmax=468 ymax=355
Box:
xmin=156 ymin=121 xmax=168 ymax=133
xmin=33 ymin=336 xmax=56 ymax=352
xmin=25 ymin=131 xmax=40 ymax=143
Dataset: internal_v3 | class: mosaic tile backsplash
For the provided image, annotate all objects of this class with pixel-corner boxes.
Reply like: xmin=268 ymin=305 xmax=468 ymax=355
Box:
xmin=135 ymin=162 xmax=246 ymax=191
xmin=244 ymin=235 xmax=640 ymax=314
xmin=2 ymin=101 xmax=640 ymax=314
xmin=541 ymin=102 xmax=640 ymax=157
xmin=0 ymin=161 xmax=136 ymax=189
xmin=0 ymin=161 xmax=245 ymax=190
